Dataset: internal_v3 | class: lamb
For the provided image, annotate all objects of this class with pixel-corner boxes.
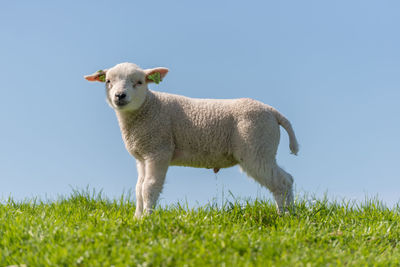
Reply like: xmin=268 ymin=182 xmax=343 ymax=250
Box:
xmin=84 ymin=62 xmax=299 ymax=217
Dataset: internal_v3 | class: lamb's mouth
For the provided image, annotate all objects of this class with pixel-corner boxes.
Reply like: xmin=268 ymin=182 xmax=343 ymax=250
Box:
xmin=114 ymin=100 xmax=129 ymax=107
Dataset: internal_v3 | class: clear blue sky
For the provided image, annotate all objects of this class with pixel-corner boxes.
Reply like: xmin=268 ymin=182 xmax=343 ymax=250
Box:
xmin=1 ymin=1 xmax=399 ymax=207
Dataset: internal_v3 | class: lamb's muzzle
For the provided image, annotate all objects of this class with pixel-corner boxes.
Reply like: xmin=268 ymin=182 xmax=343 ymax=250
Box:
xmin=84 ymin=62 xmax=299 ymax=217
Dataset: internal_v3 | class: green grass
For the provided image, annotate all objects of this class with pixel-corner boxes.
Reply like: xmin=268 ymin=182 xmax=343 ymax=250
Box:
xmin=1 ymin=191 xmax=400 ymax=266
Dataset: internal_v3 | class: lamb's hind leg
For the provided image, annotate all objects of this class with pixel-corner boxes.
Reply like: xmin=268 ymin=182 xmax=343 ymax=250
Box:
xmin=239 ymin=160 xmax=294 ymax=214
xmin=271 ymin=166 xmax=294 ymax=213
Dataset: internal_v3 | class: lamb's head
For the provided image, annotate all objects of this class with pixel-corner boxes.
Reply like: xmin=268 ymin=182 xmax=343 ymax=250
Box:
xmin=84 ymin=62 xmax=168 ymax=111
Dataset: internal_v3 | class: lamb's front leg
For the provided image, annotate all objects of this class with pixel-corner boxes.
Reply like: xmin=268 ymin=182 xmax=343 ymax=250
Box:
xmin=134 ymin=160 xmax=145 ymax=218
xmin=142 ymin=158 xmax=169 ymax=215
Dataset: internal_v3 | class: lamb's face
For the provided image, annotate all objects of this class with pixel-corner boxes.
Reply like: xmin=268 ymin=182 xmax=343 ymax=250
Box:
xmin=105 ymin=63 xmax=148 ymax=111
xmin=85 ymin=62 xmax=169 ymax=112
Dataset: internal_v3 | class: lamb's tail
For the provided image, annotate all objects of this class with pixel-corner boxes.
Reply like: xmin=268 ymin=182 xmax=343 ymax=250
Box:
xmin=272 ymin=108 xmax=299 ymax=155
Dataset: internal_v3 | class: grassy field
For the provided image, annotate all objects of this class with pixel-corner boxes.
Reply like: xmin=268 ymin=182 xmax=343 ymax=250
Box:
xmin=1 ymin=191 xmax=400 ymax=266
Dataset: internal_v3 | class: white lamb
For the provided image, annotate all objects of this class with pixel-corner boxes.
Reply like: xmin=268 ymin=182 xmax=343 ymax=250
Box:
xmin=84 ymin=62 xmax=299 ymax=217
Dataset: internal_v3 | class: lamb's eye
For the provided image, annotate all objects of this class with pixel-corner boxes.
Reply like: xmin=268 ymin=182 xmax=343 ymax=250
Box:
xmin=106 ymin=79 xmax=111 ymax=84
xmin=137 ymin=81 xmax=143 ymax=85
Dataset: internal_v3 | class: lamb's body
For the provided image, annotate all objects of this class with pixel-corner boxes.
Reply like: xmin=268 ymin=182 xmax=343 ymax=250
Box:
xmin=85 ymin=62 xmax=298 ymax=217
xmin=118 ymin=91 xmax=281 ymax=170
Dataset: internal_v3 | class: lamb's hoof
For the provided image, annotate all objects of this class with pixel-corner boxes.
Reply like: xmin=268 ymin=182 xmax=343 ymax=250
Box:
xmin=134 ymin=212 xmax=143 ymax=219
xmin=213 ymin=168 xmax=220 ymax=173
xmin=277 ymin=206 xmax=296 ymax=216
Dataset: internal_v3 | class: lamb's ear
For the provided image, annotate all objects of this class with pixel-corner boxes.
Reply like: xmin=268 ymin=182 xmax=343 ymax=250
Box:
xmin=144 ymin=67 xmax=169 ymax=84
xmin=84 ymin=69 xmax=108 ymax=82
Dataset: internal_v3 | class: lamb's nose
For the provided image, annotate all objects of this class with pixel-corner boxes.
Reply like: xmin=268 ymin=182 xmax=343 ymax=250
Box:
xmin=115 ymin=92 xmax=126 ymax=100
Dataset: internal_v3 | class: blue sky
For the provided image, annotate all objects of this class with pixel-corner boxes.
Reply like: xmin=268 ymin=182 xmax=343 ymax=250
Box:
xmin=1 ymin=1 xmax=399 ymax=207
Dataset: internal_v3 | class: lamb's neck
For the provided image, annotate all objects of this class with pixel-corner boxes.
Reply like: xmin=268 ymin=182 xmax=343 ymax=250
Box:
xmin=115 ymin=91 xmax=156 ymax=137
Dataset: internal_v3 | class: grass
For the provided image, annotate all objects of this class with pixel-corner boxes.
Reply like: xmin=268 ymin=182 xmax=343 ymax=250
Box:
xmin=1 ymin=190 xmax=400 ymax=266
